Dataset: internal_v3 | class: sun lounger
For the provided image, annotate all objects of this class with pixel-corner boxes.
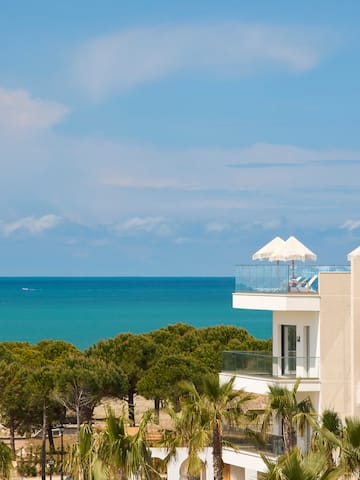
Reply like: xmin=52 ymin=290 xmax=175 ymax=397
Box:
xmin=288 ymin=275 xmax=318 ymax=292
xmin=297 ymin=275 xmax=318 ymax=292
xmin=288 ymin=276 xmax=306 ymax=291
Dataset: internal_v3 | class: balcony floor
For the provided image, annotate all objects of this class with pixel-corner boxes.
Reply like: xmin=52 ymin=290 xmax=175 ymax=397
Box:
xmin=220 ymin=372 xmax=320 ymax=395
xmin=232 ymin=291 xmax=320 ymax=311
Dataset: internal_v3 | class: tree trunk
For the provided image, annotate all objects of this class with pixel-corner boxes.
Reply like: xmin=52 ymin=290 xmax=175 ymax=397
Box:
xmin=9 ymin=417 xmax=15 ymax=454
xmin=128 ymin=388 xmax=135 ymax=426
xmin=48 ymin=423 xmax=55 ymax=453
xmin=213 ymin=422 xmax=224 ymax=480
xmin=41 ymin=401 xmax=47 ymax=480
xmin=154 ymin=398 xmax=160 ymax=425
xmin=82 ymin=403 xmax=94 ymax=424
xmin=283 ymin=418 xmax=297 ymax=453
xmin=76 ymin=403 xmax=81 ymax=437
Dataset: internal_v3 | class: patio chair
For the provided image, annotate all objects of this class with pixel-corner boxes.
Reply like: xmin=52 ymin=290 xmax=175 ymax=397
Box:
xmin=288 ymin=276 xmax=306 ymax=291
xmin=297 ymin=275 xmax=318 ymax=292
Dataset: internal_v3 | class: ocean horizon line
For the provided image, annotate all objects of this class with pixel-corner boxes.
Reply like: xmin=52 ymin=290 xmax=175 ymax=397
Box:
xmin=0 ymin=274 xmax=235 ymax=278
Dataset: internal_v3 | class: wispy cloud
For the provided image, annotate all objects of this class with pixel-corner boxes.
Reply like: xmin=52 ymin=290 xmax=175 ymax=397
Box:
xmin=103 ymin=176 xmax=200 ymax=190
xmin=173 ymin=237 xmax=200 ymax=245
xmin=1 ymin=133 xmax=359 ymax=236
xmin=73 ymin=23 xmax=328 ymax=98
xmin=341 ymin=220 xmax=360 ymax=232
xmin=94 ymin=142 xmax=360 ymax=200
xmin=113 ymin=216 xmax=173 ymax=236
xmin=248 ymin=219 xmax=285 ymax=230
xmin=205 ymin=222 xmax=231 ymax=233
xmin=0 ymin=87 xmax=70 ymax=132
xmin=2 ymin=214 xmax=62 ymax=237
xmin=226 ymin=143 xmax=360 ymax=168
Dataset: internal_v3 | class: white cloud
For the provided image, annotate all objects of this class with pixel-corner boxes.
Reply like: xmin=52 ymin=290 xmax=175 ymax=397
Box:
xmin=93 ymin=142 xmax=360 ymax=201
xmin=73 ymin=23 xmax=328 ymax=98
xmin=249 ymin=219 xmax=284 ymax=230
xmin=113 ymin=216 xmax=173 ymax=236
xmin=89 ymin=238 xmax=112 ymax=247
xmin=0 ymin=86 xmax=70 ymax=132
xmin=1 ymin=133 xmax=360 ymax=236
xmin=341 ymin=220 xmax=360 ymax=232
xmin=225 ymin=142 xmax=360 ymax=166
xmin=173 ymin=237 xmax=199 ymax=245
xmin=205 ymin=222 xmax=231 ymax=233
xmin=3 ymin=214 xmax=62 ymax=236
xmin=103 ymin=176 xmax=200 ymax=190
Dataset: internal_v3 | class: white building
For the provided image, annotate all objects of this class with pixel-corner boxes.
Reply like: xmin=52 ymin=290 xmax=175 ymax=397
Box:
xmin=217 ymin=247 xmax=360 ymax=479
xmin=155 ymin=247 xmax=360 ymax=479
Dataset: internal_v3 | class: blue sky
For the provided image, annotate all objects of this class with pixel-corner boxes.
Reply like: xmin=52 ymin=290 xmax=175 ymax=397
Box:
xmin=1 ymin=1 xmax=360 ymax=275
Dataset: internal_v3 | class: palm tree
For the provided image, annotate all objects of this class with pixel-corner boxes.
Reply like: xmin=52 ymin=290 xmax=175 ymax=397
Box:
xmin=259 ymin=447 xmax=342 ymax=480
xmin=161 ymin=399 xmax=210 ymax=479
xmin=319 ymin=416 xmax=360 ymax=479
xmin=262 ymin=379 xmax=314 ymax=453
xmin=311 ymin=413 xmax=360 ymax=478
xmin=97 ymin=408 xmax=156 ymax=480
xmin=165 ymin=375 xmax=254 ymax=480
xmin=67 ymin=410 xmax=156 ymax=480
xmin=311 ymin=409 xmax=342 ymax=468
xmin=0 ymin=441 xmax=13 ymax=480
xmin=66 ymin=423 xmax=100 ymax=480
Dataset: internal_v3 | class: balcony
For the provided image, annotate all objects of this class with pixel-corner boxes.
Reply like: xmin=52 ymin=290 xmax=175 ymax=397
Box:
xmin=222 ymin=351 xmax=319 ymax=379
xmin=223 ymin=424 xmax=284 ymax=456
xmin=220 ymin=351 xmax=321 ymax=394
xmin=233 ymin=264 xmax=350 ymax=312
xmin=235 ymin=264 xmax=350 ymax=294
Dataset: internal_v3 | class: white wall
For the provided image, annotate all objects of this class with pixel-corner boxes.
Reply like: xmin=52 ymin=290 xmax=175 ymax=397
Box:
xmin=151 ymin=446 xmax=268 ymax=479
xmin=223 ymin=448 xmax=267 ymax=472
xmin=151 ymin=447 xmax=214 ymax=480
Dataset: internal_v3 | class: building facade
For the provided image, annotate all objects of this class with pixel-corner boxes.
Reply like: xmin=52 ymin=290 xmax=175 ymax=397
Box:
xmin=217 ymin=248 xmax=360 ymax=478
xmin=156 ymin=248 xmax=360 ymax=479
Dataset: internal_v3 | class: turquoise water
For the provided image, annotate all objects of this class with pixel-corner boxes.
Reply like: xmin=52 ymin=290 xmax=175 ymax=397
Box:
xmin=0 ymin=277 xmax=271 ymax=350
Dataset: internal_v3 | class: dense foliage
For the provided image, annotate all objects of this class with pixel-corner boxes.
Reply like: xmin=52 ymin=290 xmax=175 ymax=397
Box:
xmin=0 ymin=323 xmax=270 ymax=478
xmin=87 ymin=323 xmax=271 ymax=417
xmin=0 ymin=323 xmax=270 ymax=436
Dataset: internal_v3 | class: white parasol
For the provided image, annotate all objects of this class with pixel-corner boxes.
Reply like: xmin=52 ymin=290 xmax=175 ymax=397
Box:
xmin=269 ymin=236 xmax=317 ymax=277
xmin=252 ymin=236 xmax=285 ymax=261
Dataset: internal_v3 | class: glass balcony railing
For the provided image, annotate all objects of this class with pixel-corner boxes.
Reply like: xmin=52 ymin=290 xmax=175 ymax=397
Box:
xmin=234 ymin=264 xmax=350 ymax=294
xmin=223 ymin=424 xmax=284 ymax=456
xmin=222 ymin=351 xmax=320 ymax=379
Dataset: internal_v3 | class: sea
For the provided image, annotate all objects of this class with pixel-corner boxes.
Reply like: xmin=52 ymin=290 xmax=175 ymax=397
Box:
xmin=0 ymin=277 xmax=271 ymax=350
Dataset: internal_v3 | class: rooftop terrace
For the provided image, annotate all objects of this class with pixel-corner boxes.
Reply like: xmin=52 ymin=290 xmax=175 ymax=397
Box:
xmin=235 ymin=264 xmax=350 ymax=294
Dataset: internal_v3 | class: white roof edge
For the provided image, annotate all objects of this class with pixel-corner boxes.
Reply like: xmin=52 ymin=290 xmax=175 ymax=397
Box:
xmin=348 ymin=245 xmax=360 ymax=260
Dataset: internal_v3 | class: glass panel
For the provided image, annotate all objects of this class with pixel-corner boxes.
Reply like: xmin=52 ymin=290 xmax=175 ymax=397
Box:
xmin=223 ymin=424 xmax=284 ymax=456
xmin=222 ymin=351 xmax=319 ymax=378
xmin=305 ymin=326 xmax=310 ymax=375
xmin=282 ymin=325 xmax=296 ymax=375
xmin=234 ymin=264 xmax=350 ymax=294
